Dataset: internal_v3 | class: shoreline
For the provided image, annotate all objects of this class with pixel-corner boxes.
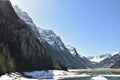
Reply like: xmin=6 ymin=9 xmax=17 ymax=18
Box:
xmin=69 ymin=68 xmax=120 ymax=72
xmin=0 ymin=68 xmax=120 ymax=80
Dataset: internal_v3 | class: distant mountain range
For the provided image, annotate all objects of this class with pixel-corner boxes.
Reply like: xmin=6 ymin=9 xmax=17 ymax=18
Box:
xmin=88 ymin=52 xmax=120 ymax=68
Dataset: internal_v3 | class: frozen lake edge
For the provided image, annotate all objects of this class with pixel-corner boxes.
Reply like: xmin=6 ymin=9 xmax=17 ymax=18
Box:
xmin=0 ymin=68 xmax=120 ymax=80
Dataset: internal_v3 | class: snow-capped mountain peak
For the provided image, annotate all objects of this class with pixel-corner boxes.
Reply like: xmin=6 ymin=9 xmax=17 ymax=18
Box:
xmin=111 ymin=52 xmax=120 ymax=56
xmin=38 ymin=28 xmax=65 ymax=50
xmin=66 ymin=45 xmax=83 ymax=58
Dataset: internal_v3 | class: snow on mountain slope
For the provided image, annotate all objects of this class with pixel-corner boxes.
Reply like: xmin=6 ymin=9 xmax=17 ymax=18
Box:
xmin=88 ymin=52 xmax=120 ymax=68
xmin=66 ymin=45 xmax=82 ymax=57
xmin=38 ymin=28 xmax=62 ymax=46
xmin=66 ymin=45 xmax=78 ymax=55
xmin=88 ymin=54 xmax=111 ymax=63
xmin=66 ymin=45 xmax=93 ymax=68
xmin=38 ymin=27 xmax=93 ymax=68
xmin=38 ymin=28 xmax=66 ymax=51
xmin=90 ymin=56 xmax=108 ymax=63
xmin=97 ymin=52 xmax=120 ymax=67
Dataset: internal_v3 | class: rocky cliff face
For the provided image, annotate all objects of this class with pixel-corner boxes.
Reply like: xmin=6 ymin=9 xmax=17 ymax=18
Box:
xmin=0 ymin=0 xmax=66 ymax=75
xmin=0 ymin=43 xmax=15 ymax=75
xmin=110 ymin=52 xmax=120 ymax=68
xmin=13 ymin=6 xmax=41 ymax=41
xmin=66 ymin=45 xmax=81 ymax=58
xmin=111 ymin=60 xmax=120 ymax=68
xmin=66 ymin=45 xmax=93 ymax=68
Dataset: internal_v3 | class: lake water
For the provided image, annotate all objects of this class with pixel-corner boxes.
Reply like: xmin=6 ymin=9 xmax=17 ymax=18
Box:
xmin=61 ymin=69 xmax=120 ymax=80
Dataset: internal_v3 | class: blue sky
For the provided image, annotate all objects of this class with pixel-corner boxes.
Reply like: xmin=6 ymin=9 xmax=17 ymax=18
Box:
xmin=10 ymin=0 xmax=120 ymax=56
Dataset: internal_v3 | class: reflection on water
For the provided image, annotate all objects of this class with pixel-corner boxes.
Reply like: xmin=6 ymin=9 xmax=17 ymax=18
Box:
xmin=61 ymin=69 xmax=120 ymax=80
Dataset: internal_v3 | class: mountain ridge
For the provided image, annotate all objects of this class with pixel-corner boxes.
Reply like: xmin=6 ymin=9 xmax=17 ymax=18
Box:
xmin=0 ymin=0 xmax=66 ymax=75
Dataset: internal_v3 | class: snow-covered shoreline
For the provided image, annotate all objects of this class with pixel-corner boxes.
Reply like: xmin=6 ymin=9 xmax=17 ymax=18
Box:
xmin=0 ymin=70 xmax=90 ymax=80
xmin=24 ymin=70 xmax=90 ymax=79
xmin=1 ymin=68 xmax=120 ymax=80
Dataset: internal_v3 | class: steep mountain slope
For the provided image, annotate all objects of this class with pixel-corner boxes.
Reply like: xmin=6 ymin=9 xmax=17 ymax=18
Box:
xmin=13 ymin=6 xmax=41 ymax=41
xmin=66 ymin=45 xmax=93 ymax=68
xmin=0 ymin=0 xmax=66 ymax=75
xmin=14 ymin=6 xmax=90 ymax=69
xmin=38 ymin=28 xmax=66 ymax=51
xmin=38 ymin=28 xmax=88 ymax=69
xmin=66 ymin=45 xmax=81 ymax=57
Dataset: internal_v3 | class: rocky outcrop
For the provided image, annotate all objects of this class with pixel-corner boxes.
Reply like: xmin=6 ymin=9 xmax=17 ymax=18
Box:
xmin=111 ymin=60 xmax=120 ymax=68
xmin=0 ymin=43 xmax=15 ymax=75
xmin=0 ymin=0 xmax=66 ymax=75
